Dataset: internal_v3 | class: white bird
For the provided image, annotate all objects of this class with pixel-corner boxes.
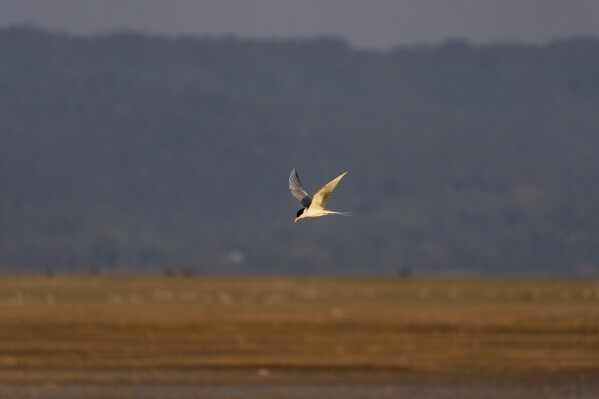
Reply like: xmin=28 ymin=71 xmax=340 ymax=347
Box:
xmin=289 ymin=168 xmax=351 ymax=223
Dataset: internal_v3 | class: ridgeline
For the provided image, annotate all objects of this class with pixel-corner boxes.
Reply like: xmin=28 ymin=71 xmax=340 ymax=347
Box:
xmin=1 ymin=27 xmax=598 ymax=274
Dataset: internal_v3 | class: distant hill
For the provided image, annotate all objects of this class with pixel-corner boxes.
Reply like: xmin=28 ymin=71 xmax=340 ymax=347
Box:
xmin=1 ymin=27 xmax=598 ymax=275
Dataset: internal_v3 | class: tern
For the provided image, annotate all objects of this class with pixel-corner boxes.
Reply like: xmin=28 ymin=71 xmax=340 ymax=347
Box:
xmin=289 ymin=168 xmax=351 ymax=223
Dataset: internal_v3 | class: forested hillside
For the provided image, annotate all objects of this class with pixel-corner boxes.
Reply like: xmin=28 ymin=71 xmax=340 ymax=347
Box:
xmin=1 ymin=27 xmax=598 ymax=274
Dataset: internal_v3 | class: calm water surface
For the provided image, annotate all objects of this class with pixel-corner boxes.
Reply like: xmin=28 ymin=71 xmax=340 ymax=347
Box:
xmin=2 ymin=380 xmax=597 ymax=399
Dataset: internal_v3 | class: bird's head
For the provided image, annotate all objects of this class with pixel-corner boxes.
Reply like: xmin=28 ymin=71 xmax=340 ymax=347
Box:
xmin=294 ymin=208 xmax=305 ymax=223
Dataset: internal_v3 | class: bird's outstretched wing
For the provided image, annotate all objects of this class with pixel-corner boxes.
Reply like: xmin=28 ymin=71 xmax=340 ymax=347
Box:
xmin=311 ymin=172 xmax=347 ymax=211
xmin=289 ymin=168 xmax=312 ymax=207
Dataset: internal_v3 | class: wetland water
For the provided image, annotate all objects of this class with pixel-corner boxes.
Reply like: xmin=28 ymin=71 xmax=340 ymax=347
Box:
xmin=1 ymin=371 xmax=598 ymax=399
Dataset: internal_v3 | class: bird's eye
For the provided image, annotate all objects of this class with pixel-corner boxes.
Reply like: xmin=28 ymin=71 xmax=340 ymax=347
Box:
xmin=296 ymin=208 xmax=304 ymax=217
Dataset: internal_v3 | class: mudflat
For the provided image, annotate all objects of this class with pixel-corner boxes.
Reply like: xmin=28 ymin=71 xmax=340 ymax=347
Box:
xmin=0 ymin=276 xmax=598 ymax=398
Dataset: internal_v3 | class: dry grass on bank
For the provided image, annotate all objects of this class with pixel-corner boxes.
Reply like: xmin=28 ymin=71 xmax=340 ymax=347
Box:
xmin=0 ymin=275 xmax=598 ymax=385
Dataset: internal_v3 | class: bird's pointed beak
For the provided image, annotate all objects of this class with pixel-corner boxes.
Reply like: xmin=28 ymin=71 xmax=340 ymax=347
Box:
xmin=294 ymin=217 xmax=300 ymax=223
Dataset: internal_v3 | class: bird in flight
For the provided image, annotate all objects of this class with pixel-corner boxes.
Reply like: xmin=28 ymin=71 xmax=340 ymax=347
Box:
xmin=289 ymin=168 xmax=351 ymax=223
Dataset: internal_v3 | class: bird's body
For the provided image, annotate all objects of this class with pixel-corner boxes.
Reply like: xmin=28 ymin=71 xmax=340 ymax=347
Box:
xmin=300 ymin=208 xmax=344 ymax=218
xmin=289 ymin=168 xmax=350 ymax=222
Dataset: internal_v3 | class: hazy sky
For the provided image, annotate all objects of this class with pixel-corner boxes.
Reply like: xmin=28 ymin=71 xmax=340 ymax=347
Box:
xmin=1 ymin=0 xmax=598 ymax=49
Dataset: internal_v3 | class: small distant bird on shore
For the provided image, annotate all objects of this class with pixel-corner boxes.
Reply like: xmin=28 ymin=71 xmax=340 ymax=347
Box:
xmin=289 ymin=168 xmax=351 ymax=223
